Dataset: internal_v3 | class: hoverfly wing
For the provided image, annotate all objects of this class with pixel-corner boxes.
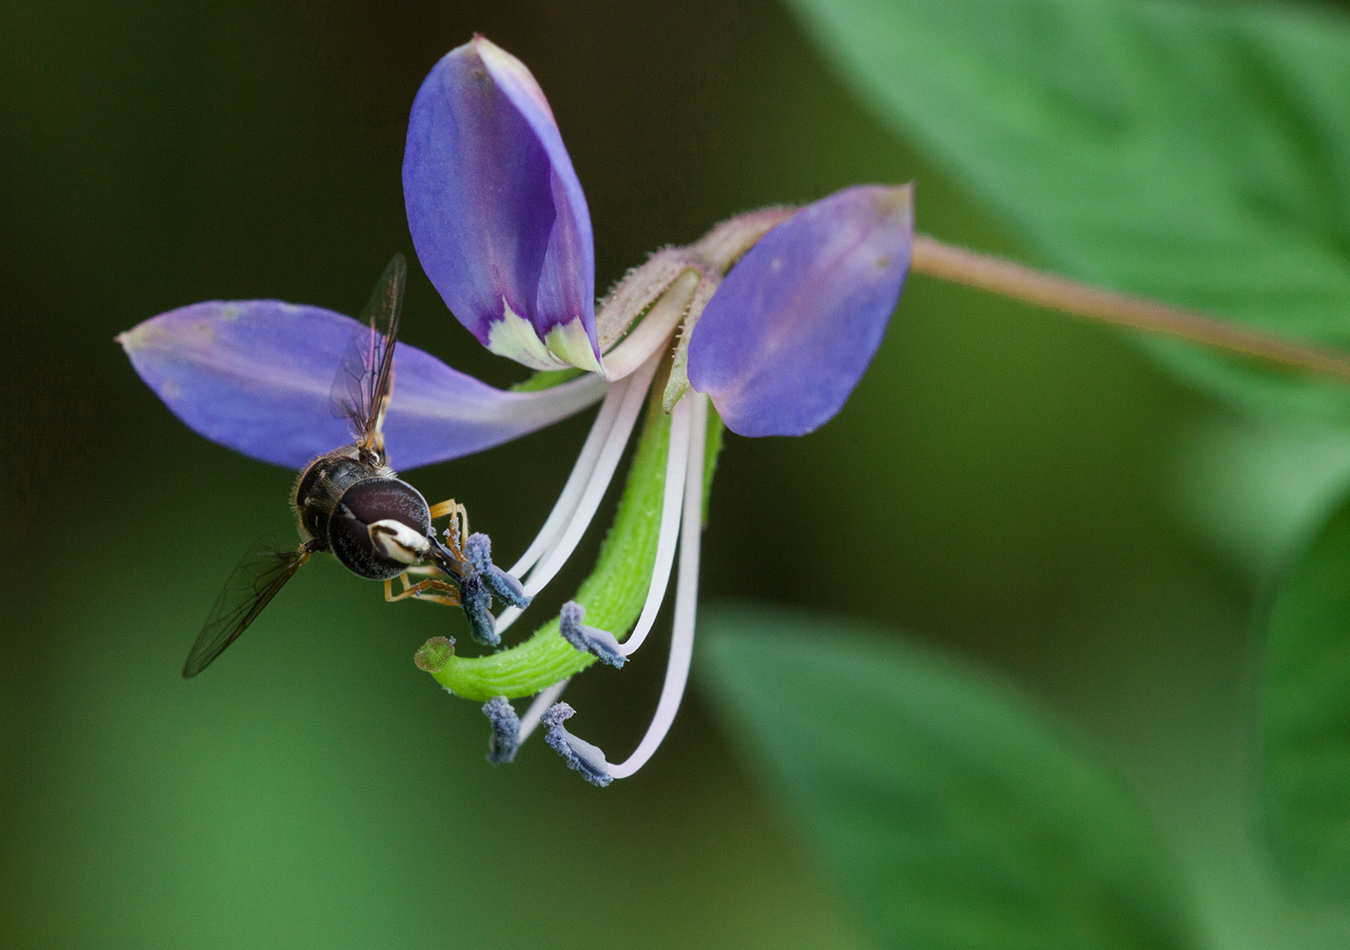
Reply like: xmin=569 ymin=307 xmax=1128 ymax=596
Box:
xmin=182 ymin=539 xmax=314 ymax=678
xmin=330 ymin=254 xmax=407 ymax=454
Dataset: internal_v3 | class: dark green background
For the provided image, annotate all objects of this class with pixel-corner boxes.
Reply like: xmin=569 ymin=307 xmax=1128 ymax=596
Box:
xmin=3 ymin=0 xmax=1345 ymax=947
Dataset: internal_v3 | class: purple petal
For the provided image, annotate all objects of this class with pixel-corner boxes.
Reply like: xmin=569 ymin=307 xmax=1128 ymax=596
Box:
xmin=119 ymin=300 xmax=606 ymax=471
xmin=403 ymin=36 xmax=601 ymax=374
xmin=687 ymin=185 xmax=914 ymax=437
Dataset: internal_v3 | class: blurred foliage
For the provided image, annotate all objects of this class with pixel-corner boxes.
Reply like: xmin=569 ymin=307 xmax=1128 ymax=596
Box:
xmin=779 ymin=0 xmax=1350 ymax=936
xmin=785 ymin=0 xmax=1350 ymax=422
xmin=1261 ymin=493 xmax=1350 ymax=903
xmin=5 ymin=0 xmax=1350 ymax=948
xmin=702 ymin=604 xmax=1199 ymax=950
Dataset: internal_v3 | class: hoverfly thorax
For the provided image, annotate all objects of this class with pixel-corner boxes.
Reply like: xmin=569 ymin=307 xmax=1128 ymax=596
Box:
xmin=292 ymin=442 xmax=439 ymax=581
xmin=293 ymin=445 xmax=391 ymax=546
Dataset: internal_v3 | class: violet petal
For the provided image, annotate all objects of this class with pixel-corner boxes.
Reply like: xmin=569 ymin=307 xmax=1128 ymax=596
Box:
xmin=687 ymin=184 xmax=914 ymax=437
xmin=119 ymin=300 xmax=605 ymax=470
xmin=403 ymin=36 xmax=601 ymax=374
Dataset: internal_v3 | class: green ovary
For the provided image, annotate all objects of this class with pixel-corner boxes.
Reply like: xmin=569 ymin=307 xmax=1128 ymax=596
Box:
xmin=428 ymin=386 xmax=716 ymax=701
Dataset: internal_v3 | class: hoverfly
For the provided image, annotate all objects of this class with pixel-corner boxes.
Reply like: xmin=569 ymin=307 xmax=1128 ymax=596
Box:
xmin=182 ymin=255 xmax=526 ymax=678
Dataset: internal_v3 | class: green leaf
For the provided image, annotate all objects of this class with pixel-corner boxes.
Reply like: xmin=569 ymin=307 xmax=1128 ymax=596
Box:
xmin=700 ymin=604 xmax=1199 ymax=950
xmin=784 ymin=0 xmax=1350 ymax=421
xmin=1261 ymin=493 xmax=1350 ymax=902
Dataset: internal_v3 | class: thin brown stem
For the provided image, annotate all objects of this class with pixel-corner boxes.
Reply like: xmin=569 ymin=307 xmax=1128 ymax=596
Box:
xmin=910 ymin=233 xmax=1350 ymax=383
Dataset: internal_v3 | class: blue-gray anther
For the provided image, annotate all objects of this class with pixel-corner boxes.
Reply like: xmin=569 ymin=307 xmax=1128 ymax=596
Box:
xmin=459 ymin=573 xmax=500 ymax=647
xmin=542 ymin=702 xmax=613 ymax=788
xmin=465 ymin=532 xmax=531 ymax=609
xmin=482 ymin=696 xmax=520 ymax=765
xmin=558 ymin=601 xmax=626 ymax=668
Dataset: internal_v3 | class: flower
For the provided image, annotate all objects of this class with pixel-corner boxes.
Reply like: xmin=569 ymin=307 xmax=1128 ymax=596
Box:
xmin=119 ymin=35 xmax=913 ymax=786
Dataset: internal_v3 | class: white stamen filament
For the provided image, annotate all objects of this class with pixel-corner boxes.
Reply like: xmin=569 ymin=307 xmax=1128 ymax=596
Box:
xmin=522 ymin=354 xmax=657 ymax=593
xmin=504 ymin=374 xmax=631 ymax=579
xmin=518 ymin=678 xmax=570 ymax=744
xmin=606 ymin=392 xmax=708 ymax=780
xmin=599 ymin=270 xmax=701 ymax=381
xmin=494 ymin=349 xmax=661 ymax=636
xmin=618 ymin=393 xmax=692 ymax=657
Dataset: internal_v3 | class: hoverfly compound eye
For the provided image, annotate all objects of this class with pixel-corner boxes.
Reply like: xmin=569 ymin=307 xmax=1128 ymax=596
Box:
xmin=328 ymin=477 xmax=433 ymax=580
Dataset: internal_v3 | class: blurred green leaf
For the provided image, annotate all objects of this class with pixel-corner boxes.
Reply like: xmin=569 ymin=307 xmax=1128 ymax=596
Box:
xmin=1261 ymin=493 xmax=1350 ymax=903
xmin=784 ymin=0 xmax=1350 ymax=421
xmin=700 ymin=604 xmax=1199 ymax=950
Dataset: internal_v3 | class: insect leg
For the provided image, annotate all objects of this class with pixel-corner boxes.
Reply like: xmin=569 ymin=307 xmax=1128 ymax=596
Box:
xmin=385 ymin=573 xmax=462 ymax=607
xmin=428 ymin=499 xmax=471 ymax=558
xmin=428 ymin=499 xmax=461 ymax=518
